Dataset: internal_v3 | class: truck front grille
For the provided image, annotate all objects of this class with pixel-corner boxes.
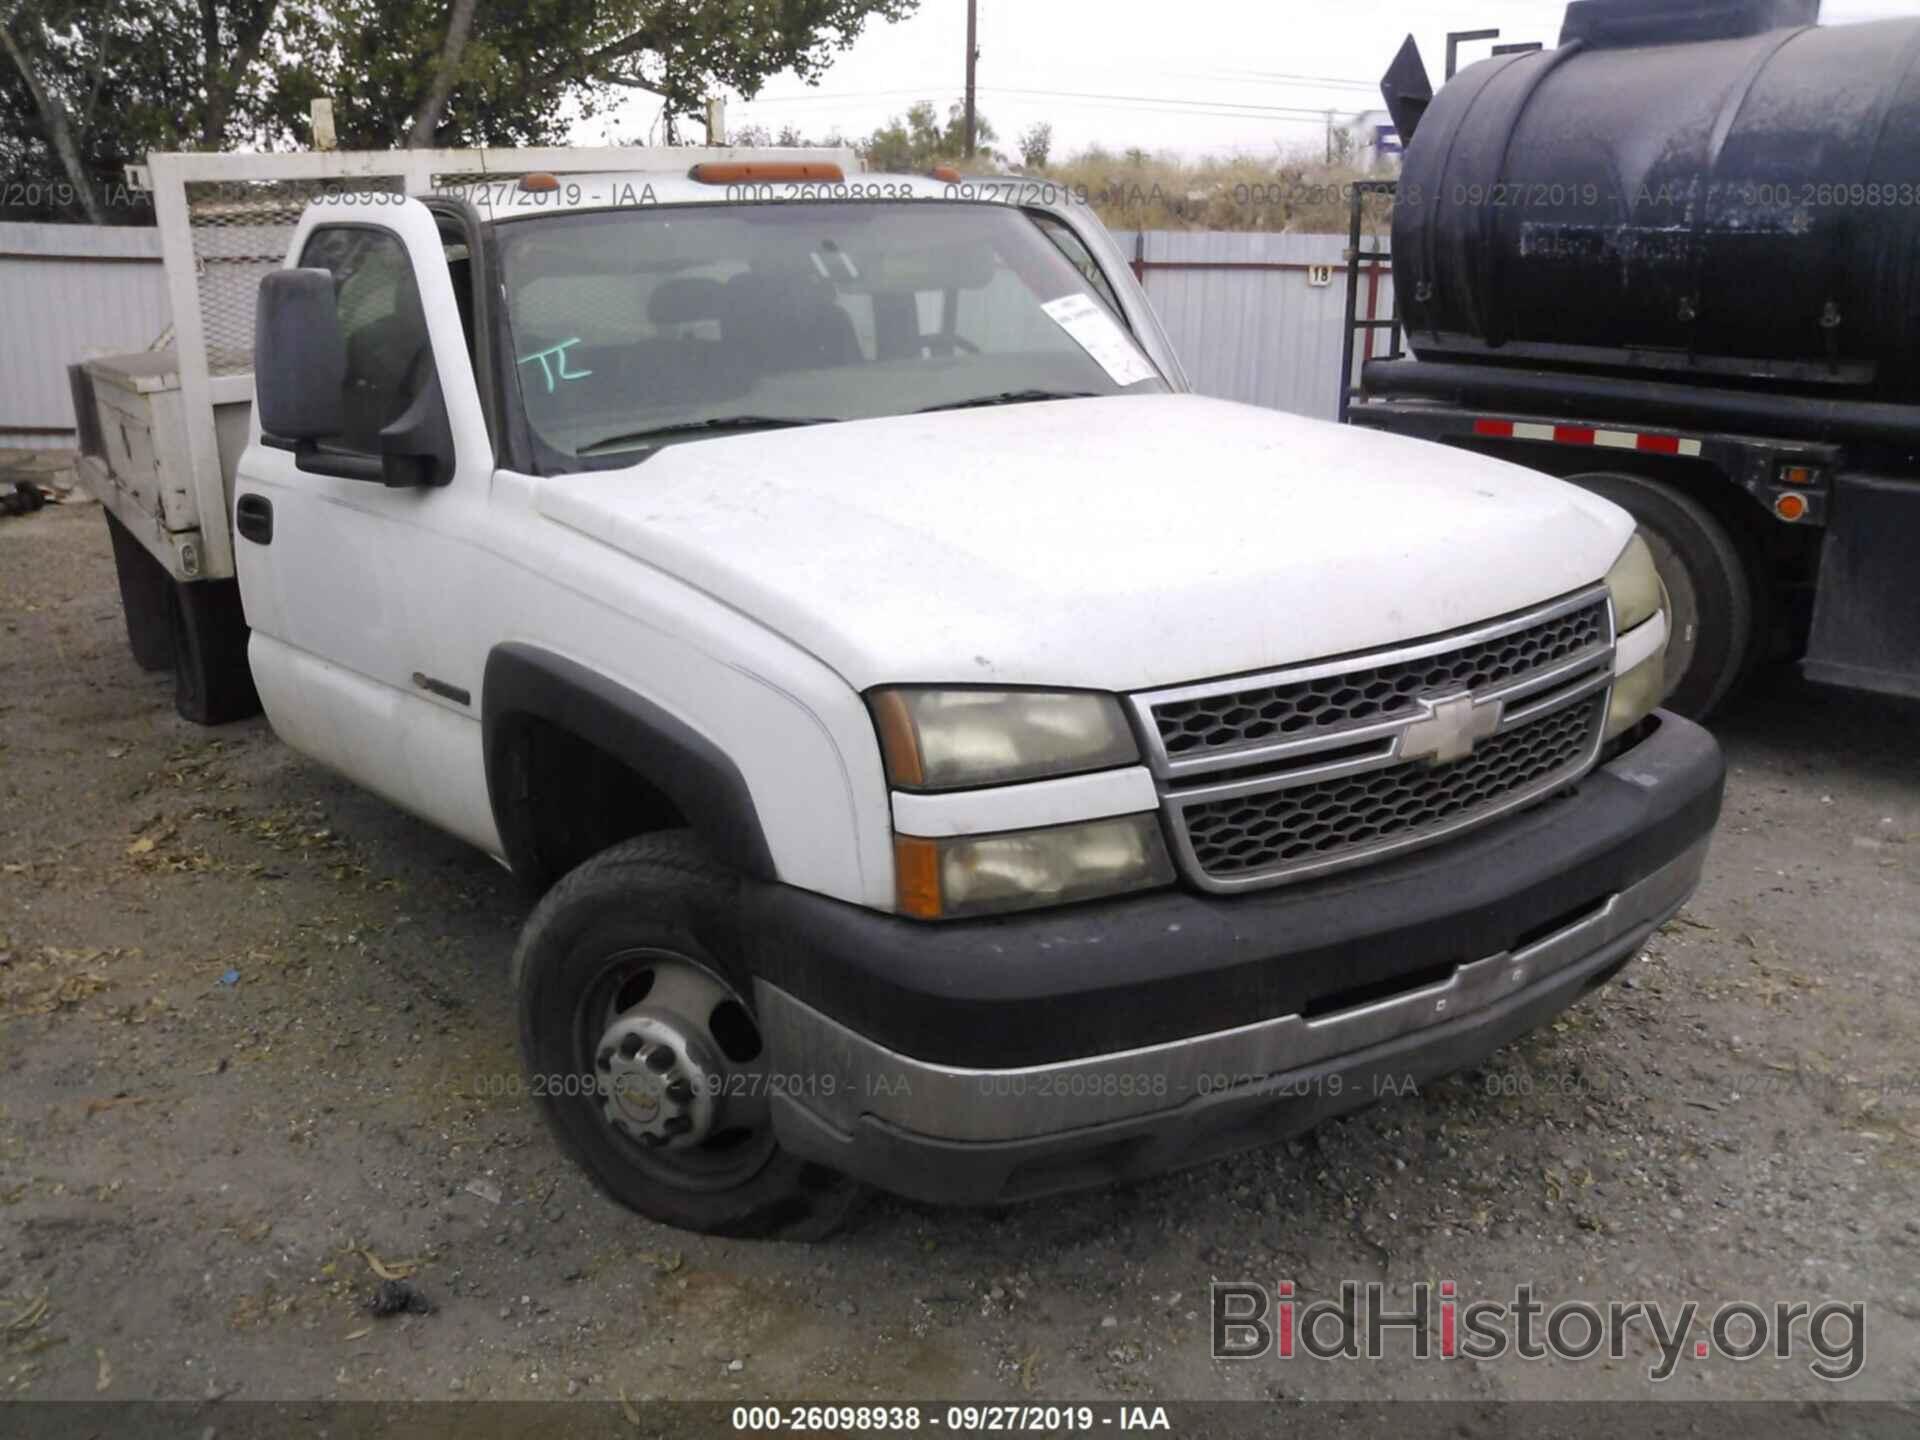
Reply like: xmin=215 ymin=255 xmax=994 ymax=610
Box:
xmin=1153 ymin=600 xmax=1607 ymax=760
xmin=1182 ymin=696 xmax=1603 ymax=879
xmin=1127 ymin=588 xmax=1615 ymax=893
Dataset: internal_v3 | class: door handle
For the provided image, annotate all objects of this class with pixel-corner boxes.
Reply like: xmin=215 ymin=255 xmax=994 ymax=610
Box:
xmin=236 ymin=493 xmax=273 ymax=545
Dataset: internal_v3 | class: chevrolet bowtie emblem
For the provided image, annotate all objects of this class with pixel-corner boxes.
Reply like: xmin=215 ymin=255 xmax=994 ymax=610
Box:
xmin=1400 ymin=693 xmax=1502 ymax=766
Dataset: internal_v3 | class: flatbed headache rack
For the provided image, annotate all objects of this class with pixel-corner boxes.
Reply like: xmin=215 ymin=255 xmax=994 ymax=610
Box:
xmin=1337 ymin=178 xmax=1402 ymax=425
xmin=120 ymin=145 xmax=855 ymax=582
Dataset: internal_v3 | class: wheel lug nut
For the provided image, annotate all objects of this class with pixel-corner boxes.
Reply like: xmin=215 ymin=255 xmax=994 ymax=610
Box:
xmin=665 ymin=1078 xmax=693 ymax=1104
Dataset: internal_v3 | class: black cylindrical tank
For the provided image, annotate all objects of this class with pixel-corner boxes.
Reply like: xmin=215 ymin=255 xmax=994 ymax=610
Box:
xmin=1391 ymin=3 xmax=1920 ymax=396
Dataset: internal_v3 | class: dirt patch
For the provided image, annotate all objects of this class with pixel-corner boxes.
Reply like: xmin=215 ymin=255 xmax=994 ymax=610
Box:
xmin=2 ymin=502 xmax=1917 ymax=1403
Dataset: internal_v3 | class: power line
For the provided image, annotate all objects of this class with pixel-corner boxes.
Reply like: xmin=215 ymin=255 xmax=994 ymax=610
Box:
xmin=977 ymin=85 xmax=1365 ymax=120
xmin=734 ymin=84 xmax=1369 ymax=122
xmin=1176 ymin=67 xmax=1381 ymax=90
xmin=730 ymin=88 xmax=961 ymax=105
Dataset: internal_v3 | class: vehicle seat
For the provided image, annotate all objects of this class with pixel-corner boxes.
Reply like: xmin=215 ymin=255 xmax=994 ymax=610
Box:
xmin=720 ymin=271 xmax=861 ymax=372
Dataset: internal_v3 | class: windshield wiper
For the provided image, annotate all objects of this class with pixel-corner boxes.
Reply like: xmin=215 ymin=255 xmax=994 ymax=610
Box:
xmin=913 ymin=389 xmax=1099 ymax=414
xmin=577 ymin=415 xmax=842 ymax=457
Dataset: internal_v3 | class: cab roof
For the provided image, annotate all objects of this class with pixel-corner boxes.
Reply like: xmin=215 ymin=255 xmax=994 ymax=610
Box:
xmin=422 ymin=169 xmax=1086 ymax=223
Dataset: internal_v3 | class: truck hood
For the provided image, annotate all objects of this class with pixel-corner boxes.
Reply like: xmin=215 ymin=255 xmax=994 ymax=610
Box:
xmin=534 ymin=394 xmax=1632 ymax=692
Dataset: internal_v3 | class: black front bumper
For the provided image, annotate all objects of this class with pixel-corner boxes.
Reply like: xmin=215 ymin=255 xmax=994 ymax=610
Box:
xmin=743 ymin=712 xmax=1724 ymax=1069
xmin=743 ymin=713 xmax=1724 ymax=1205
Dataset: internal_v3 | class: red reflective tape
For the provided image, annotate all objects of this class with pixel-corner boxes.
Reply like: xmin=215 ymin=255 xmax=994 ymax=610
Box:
xmin=1554 ymin=426 xmax=1596 ymax=446
xmin=1473 ymin=419 xmax=1513 ymax=438
xmin=1637 ymin=433 xmax=1681 ymax=455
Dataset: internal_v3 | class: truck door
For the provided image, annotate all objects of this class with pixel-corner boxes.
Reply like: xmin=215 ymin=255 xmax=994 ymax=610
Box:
xmin=232 ymin=197 xmax=502 ymax=854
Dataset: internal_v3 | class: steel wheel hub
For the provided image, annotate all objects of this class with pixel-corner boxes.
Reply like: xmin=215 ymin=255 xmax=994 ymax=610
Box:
xmin=593 ymin=965 xmax=731 ymax=1150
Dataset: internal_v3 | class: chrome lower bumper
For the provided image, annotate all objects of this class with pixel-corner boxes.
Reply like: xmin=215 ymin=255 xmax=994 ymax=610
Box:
xmin=757 ymin=837 xmax=1708 ymax=1152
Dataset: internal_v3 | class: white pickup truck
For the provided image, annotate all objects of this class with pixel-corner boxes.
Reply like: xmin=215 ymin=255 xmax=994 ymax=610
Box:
xmin=74 ymin=147 xmax=1723 ymax=1237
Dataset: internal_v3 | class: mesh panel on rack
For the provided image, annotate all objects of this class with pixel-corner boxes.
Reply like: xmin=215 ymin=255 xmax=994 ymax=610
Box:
xmin=185 ymin=177 xmax=405 ymax=375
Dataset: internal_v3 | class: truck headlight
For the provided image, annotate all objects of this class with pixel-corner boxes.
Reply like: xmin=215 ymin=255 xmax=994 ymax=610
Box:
xmin=1604 ymin=533 xmax=1671 ymax=739
xmin=869 ymin=688 xmax=1138 ymax=790
xmin=1607 ymin=645 xmax=1666 ymax=740
xmin=1605 ymin=533 xmax=1665 ymax=634
xmin=893 ymin=815 xmax=1174 ymax=920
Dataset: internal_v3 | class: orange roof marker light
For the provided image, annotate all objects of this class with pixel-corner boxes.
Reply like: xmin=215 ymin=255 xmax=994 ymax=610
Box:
xmin=688 ymin=161 xmax=845 ymax=184
xmin=518 ymin=172 xmax=561 ymax=192
xmin=929 ymin=165 xmax=963 ymax=182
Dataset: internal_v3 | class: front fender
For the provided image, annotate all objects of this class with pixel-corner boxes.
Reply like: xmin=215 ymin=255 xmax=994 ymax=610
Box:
xmin=481 ymin=643 xmax=775 ymax=889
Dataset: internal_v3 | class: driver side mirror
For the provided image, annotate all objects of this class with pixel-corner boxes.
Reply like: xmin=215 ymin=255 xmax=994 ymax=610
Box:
xmin=254 ymin=268 xmax=454 ymax=487
xmin=255 ymin=269 xmax=345 ymax=441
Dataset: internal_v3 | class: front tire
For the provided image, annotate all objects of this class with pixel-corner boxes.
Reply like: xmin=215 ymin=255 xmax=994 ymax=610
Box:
xmin=512 ymin=832 xmax=862 ymax=1239
xmin=1567 ymin=471 xmax=1753 ymax=719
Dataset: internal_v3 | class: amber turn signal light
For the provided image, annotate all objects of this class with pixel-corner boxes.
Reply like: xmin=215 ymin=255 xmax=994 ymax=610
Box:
xmin=893 ymin=836 xmax=944 ymax=920
xmin=869 ymin=690 xmax=925 ymax=788
xmin=687 ymin=161 xmax=845 ymax=184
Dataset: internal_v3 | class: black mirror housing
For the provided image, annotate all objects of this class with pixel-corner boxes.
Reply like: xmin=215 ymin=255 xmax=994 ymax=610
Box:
xmin=378 ymin=372 xmax=456 ymax=487
xmin=255 ymin=269 xmax=346 ymax=441
xmin=255 ymin=267 xmax=457 ymax=488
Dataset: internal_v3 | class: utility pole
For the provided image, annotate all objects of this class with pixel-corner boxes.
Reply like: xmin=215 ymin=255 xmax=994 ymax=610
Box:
xmin=310 ymin=98 xmax=337 ymax=151
xmin=963 ymin=0 xmax=978 ymax=158
xmin=1325 ymin=109 xmax=1335 ymax=164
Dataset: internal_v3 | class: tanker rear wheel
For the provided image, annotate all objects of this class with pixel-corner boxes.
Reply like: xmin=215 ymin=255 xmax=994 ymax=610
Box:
xmin=1568 ymin=471 xmax=1752 ymax=721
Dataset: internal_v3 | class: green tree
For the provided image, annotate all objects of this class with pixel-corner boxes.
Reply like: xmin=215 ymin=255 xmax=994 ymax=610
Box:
xmin=721 ymin=120 xmax=844 ymax=150
xmin=0 ymin=0 xmax=919 ymax=220
xmin=1016 ymin=120 xmax=1050 ymax=171
xmin=859 ymin=99 xmax=996 ymax=172
xmin=291 ymin=0 xmax=920 ymax=149
xmin=1 ymin=0 xmax=289 ymax=221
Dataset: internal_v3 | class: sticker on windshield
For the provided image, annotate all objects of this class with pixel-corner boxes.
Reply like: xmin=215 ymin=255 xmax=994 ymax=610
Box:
xmin=518 ymin=337 xmax=593 ymax=393
xmin=1040 ymin=293 xmax=1157 ymax=388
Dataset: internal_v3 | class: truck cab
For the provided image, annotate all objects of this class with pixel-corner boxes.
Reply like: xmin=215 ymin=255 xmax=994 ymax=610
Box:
xmin=83 ymin=150 xmax=1725 ymax=1236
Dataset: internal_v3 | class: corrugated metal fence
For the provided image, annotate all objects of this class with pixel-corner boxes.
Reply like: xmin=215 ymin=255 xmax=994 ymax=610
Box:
xmin=0 ymin=223 xmax=168 ymax=449
xmin=0 ymin=222 xmax=1389 ymax=446
xmin=1111 ymin=230 xmax=1395 ymax=422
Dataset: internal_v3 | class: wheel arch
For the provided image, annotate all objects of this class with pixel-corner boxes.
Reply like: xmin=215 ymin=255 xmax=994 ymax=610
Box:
xmin=481 ymin=644 xmax=776 ymax=893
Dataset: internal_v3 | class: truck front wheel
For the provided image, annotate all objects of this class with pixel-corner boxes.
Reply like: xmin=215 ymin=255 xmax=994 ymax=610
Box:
xmin=1567 ymin=471 xmax=1753 ymax=719
xmin=513 ymin=832 xmax=862 ymax=1239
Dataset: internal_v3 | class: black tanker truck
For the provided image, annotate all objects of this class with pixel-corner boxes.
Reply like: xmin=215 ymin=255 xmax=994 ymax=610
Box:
xmin=1345 ymin=0 xmax=1920 ymax=716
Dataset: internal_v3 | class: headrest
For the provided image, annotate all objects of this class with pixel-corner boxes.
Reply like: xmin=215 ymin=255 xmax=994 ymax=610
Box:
xmin=648 ymin=275 xmax=725 ymax=325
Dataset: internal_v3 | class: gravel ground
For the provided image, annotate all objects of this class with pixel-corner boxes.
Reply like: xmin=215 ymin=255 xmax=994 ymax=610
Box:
xmin=3 ymin=499 xmax=1918 ymax=1407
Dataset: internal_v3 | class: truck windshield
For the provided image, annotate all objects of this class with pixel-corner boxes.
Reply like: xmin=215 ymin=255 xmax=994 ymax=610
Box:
xmin=494 ymin=202 xmax=1167 ymax=470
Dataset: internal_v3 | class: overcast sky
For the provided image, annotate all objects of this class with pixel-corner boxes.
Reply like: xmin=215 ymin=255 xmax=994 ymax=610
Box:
xmin=576 ymin=0 xmax=1920 ymax=160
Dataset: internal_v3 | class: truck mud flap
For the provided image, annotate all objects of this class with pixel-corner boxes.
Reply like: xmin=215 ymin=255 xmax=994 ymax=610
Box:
xmin=104 ymin=511 xmax=176 ymax=672
xmin=1803 ymin=474 xmax=1920 ymax=702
